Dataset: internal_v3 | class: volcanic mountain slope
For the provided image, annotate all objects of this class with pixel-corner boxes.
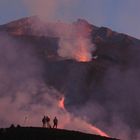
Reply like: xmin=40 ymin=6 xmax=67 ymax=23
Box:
xmin=0 ymin=127 xmax=119 ymax=140
xmin=0 ymin=17 xmax=140 ymax=140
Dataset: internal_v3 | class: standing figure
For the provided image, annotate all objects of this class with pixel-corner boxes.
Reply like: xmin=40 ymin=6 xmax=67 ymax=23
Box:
xmin=53 ymin=117 xmax=58 ymax=128
xmin=42 ymin=116 xmax=47 ymax=128
xmin=46 ymin=116 xmax=51 ymax=128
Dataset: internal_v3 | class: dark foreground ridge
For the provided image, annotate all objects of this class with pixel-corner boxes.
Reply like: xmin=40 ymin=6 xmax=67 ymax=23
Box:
xmin=0 ymin=127 xmax=119 ymax=140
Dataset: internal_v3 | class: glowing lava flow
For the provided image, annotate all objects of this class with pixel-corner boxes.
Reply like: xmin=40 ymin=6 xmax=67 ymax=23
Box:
xmin=58 ymin=96 xmax=66 ymax=111
xmin=58 ymin=96 xmax=109 ymax=137
xmin=76 ymin=54 xmax=90 ymax=62
xmin=75 ymin=38 xmax=93 ymax=62
xmin=89 ymin=124 xmax=109 ymax=137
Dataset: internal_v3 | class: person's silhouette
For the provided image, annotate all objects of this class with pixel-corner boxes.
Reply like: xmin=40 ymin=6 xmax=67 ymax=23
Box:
xmin=46 ymin=116 xmax=51 ymax=128
xmin=53 ymin=117 xmax=58 ymax=128
xmin=42 ymin=116 xmax=46 ymax=128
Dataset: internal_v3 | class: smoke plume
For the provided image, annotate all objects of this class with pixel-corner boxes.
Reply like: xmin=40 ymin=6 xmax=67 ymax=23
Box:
xmin=57 ymin=20 xmax=95 ymax=62
xmin=24 ymin=0 xmax=95 ymax=62
xmin=0 ymin=32 xmax=108 ymax=137
xmin=24 ymin=0 xmax=75 ymax=22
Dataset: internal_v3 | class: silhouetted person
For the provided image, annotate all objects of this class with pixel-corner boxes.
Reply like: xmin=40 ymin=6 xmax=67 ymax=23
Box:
xmin=53 ymin=117 xmax=58 ymax=128
xmin=46 ymin=116 xmax=51 ymax=128
xmin=42 ymin=116 xmax=47 ymax=128
xmin=17 ymin=124 xmax=21 ymax=128
xmin=10 ymin=124 xmax=15 ymax=128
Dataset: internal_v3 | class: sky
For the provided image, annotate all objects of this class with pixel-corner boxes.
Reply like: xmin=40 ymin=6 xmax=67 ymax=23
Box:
xmin=0 ymin=0 xmax=140 ymax=39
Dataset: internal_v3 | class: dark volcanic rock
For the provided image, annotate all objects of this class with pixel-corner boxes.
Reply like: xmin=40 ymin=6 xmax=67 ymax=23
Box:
xmin=0 ymin=127 xmax=119 ymax=140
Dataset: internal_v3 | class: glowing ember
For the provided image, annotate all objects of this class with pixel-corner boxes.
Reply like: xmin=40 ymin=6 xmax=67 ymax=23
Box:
xmin=58 ymin=21 xmax=95 ymax=62
xmin=58 ymin=97 xmax=65 ymax=110
xmin=76 ymin=55 xmax=91 ymax=62
xmin=89 ymin=124 xmax=109 ymax=137
xmin=74 ymin=37 xmax=93 ymax=62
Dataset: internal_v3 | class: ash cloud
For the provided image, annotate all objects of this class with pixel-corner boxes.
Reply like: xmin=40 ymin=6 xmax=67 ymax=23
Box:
xmin=64 ymin=54 xmax=140 ymax=140
xmin=23 ymin=0 xmax=75 ymax=22
xmin=24 ymin=0 xmax=96 ymax=62
xmin=0 ymin=32 xmax=107 ymax=136
xmin=57 ymin=20 xmax=95 ymax=62
xmin=101 ymin=66 xmax=140 ymax=140
xmin=29 ymin=18 xmax=96 ymax=62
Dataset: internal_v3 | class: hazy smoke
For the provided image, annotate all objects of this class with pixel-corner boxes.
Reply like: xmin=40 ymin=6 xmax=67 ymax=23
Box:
xmin=24 ymin=0 xmax=75 ymax=22
xmin=24 ymin=0 xmax=95 ymax=62
xmin=63 ymin=53 xmax=140 ymax=140
xmin=57 ymin=20 xmax=95 ymax=62
xmin=0 ymin=32 xmax=108 ymax=137
xmin=101 ymin=66 xmax=140 ymax=140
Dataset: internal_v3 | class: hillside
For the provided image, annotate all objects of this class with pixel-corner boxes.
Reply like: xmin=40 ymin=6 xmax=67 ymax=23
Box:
xmin=0 ymin=127 xmax=119 ymax=140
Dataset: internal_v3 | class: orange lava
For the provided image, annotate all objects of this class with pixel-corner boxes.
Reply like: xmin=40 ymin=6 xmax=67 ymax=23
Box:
xmin=76 ymin=55 xmax=90 ymax=62
xmin=58 ymin=97 xmax=65 ymax=110
xmin=90 ymin=124 xmax=109 ymax=137
xmin=74 ymin=37 xmax=92 ymax=62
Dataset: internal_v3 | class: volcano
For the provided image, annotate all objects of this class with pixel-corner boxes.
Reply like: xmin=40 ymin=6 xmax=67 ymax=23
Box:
xmin=0 ymin=16 xmax=140 ymax=140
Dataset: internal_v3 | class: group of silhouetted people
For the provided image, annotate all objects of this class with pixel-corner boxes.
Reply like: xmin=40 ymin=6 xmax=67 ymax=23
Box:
xmin=42 ymin=116 xmax=58 ymax=128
